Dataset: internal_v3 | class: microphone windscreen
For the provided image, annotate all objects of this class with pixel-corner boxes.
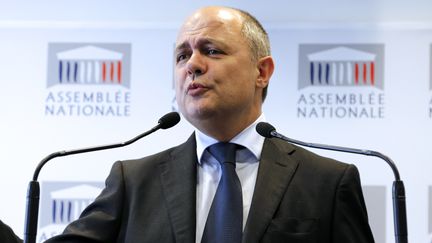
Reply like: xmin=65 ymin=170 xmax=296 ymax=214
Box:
xmin=158 ymin=112 xmax=181 ymax=129
xmin=256 ymin=122 xmax=276 ymax=138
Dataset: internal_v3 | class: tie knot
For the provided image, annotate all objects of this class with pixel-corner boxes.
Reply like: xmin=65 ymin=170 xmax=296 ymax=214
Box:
xmin=207 ymin=142 xmax=239 ymax=166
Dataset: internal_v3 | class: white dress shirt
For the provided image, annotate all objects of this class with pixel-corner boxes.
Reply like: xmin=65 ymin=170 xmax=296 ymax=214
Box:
xmin=195 ymin=114 xmax=266 ymax=243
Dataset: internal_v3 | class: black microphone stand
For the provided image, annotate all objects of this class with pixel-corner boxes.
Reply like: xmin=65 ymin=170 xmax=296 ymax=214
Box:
xmin=24 ymin=112 xmax=180 ymax=243
xmin=270 ymin=130 xmax=408 ymax=243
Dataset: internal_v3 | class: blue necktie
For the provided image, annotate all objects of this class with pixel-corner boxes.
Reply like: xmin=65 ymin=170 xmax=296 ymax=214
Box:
xmin=201 ymin=142 xmax=243 ymax=243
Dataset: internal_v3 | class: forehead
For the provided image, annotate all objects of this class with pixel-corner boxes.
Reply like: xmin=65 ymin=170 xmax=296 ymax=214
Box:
xmin=175 ymin=8 xmax=245 ymax=48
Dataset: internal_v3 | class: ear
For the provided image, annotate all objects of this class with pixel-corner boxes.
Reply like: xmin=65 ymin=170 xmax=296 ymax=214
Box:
xmin=256 ymin=56 xmax=275 ymax=89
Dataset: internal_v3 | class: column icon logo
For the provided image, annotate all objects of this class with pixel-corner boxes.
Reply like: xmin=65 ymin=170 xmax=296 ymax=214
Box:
xmin=299 ymin=44 xmax=384 ymax=90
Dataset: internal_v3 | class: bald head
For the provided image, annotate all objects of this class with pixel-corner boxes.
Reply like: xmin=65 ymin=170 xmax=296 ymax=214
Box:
xmin=179 ymin=6 xmax=270 ymax=60
xmin=177 ymin=6 xmax=272 ymax=101
xmin=177 ymin=7 xmax=245 ymax=51
xmin=173 ymin=6 xmax=275 ymax=140
xmin=182 ymin=6 xmax=243 ymax=27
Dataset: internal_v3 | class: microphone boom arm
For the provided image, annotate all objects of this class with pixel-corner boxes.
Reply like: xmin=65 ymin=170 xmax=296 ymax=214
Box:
xmin=32 ymin=123 xmax=161 ymax=181
xmin=24 ymin=112 xmax=180 ymax=243
xmin=271 ymin=131 xmax=401 ymax=180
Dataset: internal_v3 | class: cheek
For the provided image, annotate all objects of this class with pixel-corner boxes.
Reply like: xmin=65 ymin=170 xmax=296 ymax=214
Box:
xmin=174 ymin=84 xmax=185 ymax=106
xmin=174 ymin=77 xmax=188 ymax=108
xmin=174 ymin=71 xmax=186 ymax=91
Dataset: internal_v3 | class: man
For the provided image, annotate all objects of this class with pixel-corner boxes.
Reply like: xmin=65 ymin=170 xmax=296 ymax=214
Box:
xmin=0 ymin=220 xmax=23 ymax=243
xmin=46 ymin=6 xmax=374 ymax=243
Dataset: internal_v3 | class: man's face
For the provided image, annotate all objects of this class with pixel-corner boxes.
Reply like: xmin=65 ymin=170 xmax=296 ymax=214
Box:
xmin=174 ymin=7 xmax=262 ymax=130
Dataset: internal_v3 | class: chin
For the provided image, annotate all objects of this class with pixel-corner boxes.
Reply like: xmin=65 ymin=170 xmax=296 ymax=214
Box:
xmin=184 ymin=107 xmax=216 ymax=123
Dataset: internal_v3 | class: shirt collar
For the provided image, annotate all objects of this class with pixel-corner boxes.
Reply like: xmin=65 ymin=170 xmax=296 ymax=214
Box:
xmin=195 ymin=114 xmax=266 ymax=164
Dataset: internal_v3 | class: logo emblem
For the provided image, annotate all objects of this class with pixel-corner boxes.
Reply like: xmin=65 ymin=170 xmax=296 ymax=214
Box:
xmin=45 ymin=43 xmax=132 ymax=117
xmin=299 ymin=44 xmax=384 ymax=90
xmin=37 ymin=182 xmax=103 ymax=242
xmin=47 ymin=43 xmax=131 ymax=88
xmin=296 ymin=44 xmax=385 ymax=119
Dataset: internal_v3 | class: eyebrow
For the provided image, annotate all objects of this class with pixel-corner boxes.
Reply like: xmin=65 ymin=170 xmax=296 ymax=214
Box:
xmin=174 ymin=42 xmax=189 ymax=53
xmin=175 ymin=38 xmax=230 ymax=53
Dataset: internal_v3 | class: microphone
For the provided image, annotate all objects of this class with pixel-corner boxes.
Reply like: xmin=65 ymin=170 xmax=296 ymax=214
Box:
xmin=256 ymin=122 xmax=408 ymax=243
xmin=24 ymin=111 xmax=180 ymax=243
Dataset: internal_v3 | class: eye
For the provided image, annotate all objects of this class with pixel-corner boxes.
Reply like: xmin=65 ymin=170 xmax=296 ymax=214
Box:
xmin=207 ymin=49 xmax=221 ymax=55
xmin=176 ymin=53 xmax=189 ymax=63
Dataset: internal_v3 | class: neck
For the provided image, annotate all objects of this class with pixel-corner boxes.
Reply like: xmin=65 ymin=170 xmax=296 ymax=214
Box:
xmin=193 ymin=111 xmax=261 ymax=142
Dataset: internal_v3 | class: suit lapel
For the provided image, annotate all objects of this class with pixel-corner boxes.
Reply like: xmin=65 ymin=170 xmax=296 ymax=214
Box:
xmin=159 ymin=134 xmax=197 ymax=243
xmin=242 ymin=138 xmax=299 ymax=243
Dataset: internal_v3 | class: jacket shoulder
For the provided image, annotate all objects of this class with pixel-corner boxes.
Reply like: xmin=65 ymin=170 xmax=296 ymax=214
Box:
xmin=267 ymin=137 xmax=353 ymax=174
xmin=115 ymin=134 xmax=196 ymax=175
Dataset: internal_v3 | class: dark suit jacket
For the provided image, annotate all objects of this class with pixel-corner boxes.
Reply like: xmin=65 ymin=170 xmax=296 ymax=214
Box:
xmin=0 ymin=220 xmax=23 ymax=243
xmin=45 ymin=135 xmax=374 ymax=243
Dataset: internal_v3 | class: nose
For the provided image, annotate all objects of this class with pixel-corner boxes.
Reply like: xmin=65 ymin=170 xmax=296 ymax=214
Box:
xmin=186 ymin=52 xmax=206 ymax=80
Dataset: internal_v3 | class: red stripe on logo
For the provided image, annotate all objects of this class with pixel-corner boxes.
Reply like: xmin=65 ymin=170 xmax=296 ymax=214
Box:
xmin=110 ymin=62 xmax=114 ymax=82
xmin=355 ymin=63 xmax=359 ymax=84
xmin=363 ymin=63 xmax=367 ymax=84
xmin=118 ymin=61 xmax=122 ymax=84
xmin=102 ymin=62 xmax=106 ymax=82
